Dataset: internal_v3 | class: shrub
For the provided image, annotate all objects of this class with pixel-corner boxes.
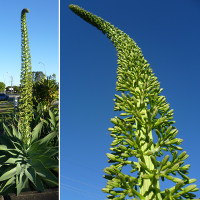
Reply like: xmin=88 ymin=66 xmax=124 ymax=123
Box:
xmin=32 ymin=76 xmax=59 ymax=111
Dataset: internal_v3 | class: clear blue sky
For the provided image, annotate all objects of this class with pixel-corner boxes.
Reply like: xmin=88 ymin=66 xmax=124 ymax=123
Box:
xmin=0 ymin=0 xmax=59 ymax=86
xmin=61 ymin=0 xmax=200 ymax=199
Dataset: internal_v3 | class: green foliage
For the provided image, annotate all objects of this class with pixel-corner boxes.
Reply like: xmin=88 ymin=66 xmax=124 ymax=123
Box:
xmin=0 ymin=121 xmax=58 ymax=196
xmin=0 ymin=8 xmax=59 ymax=197
xmin=0 ymin=102 xmax=15 ymax=133
xmin=32 ymin=76 xmax=59 ymax=110
xmin=69 ymin=4 xmax=199 ymax=200
xmin=32 ymin=71 xmax=45 ymax=83
xmin=50 ymin=73 xmax=57 ymax=81
xmin=18 ymin=8 xmax=33 ymax=145
xmin=0 ymin=82 xmax=5 ymax=92
xmin=44 ymin=108 xmax=59 ymax=147
xmin=32 ymin=104 xmax=59 ymax=147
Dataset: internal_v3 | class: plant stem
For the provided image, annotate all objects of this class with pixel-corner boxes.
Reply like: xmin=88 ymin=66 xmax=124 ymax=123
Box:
xmin=137 ymin=111 xmax=162 ymax=200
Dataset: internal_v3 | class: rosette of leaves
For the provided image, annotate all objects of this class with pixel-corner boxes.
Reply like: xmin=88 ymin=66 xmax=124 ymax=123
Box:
xmin=42 ymin=108 xmax=59 ymax=147
xmin=0 ymin=121 xmax=58 ymax=196
xmin=31 ymin=103 xmax=59 ymax=147
xmin=69 ymin=4 xmax=199 ymax=200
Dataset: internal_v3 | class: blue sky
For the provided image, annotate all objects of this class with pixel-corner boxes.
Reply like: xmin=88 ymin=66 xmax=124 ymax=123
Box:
xmin=61 ymin=0 xmax=200 ymax=199
xmin=0 ymin=0 xmax=59 ymax=86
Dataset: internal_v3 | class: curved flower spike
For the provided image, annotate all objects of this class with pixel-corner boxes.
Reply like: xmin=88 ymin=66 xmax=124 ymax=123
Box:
xmin=69 ymin=4 xmax=199 ymax=200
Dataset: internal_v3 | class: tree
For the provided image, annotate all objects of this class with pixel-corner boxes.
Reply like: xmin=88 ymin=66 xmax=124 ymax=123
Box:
xmin=6 ymin=85 xmax=20 ymax=93
xmin=18 ymin=8 xmax=33 ymax=145
xmin=32 ymin=71 xmax=45 ymax=83
xmin=69 ymin=5 xmax=199 ymax=200
xmin=50 ymin=73 xmax=56 ymax=81
xmin=13 ymin=85 xmax=20 ymax=93
xmin=6 ymin=86 xmax=20 ymax=93
xmin=0 ymin=82 xmax=5 ymax=92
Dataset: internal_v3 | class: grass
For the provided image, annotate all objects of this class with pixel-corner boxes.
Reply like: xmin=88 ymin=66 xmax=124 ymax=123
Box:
xmin=0 ymin=101 xmax=16 ymax=132
xmin=0 ymin=101 xmax=14 ymax=114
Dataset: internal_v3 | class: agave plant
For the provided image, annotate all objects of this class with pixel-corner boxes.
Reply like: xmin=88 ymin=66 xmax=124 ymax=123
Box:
xmin=43 ymin=108 xmax=59 ymax=147
xmin=31 ymin=104 xmax=59 ymax=147
xmin=69 ymin=4 xmax=199 ymax=200
xmin=0 ymin=120 xmax=58 ymax=196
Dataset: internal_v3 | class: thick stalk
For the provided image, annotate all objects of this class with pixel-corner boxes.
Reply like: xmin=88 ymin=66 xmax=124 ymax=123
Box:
xmin=137 ymin=109 xmax=162 ymax=200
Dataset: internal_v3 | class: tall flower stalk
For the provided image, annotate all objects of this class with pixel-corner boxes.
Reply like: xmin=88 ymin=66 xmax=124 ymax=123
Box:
xmin=19 ymin=8 xmax=33 ymax=145
xmin=69 ymin=4 xmax=199 ymax=200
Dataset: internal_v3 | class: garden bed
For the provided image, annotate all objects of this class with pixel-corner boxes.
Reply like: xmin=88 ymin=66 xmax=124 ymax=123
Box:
xmin=1 ymin=188 xmax=58 ymax=200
